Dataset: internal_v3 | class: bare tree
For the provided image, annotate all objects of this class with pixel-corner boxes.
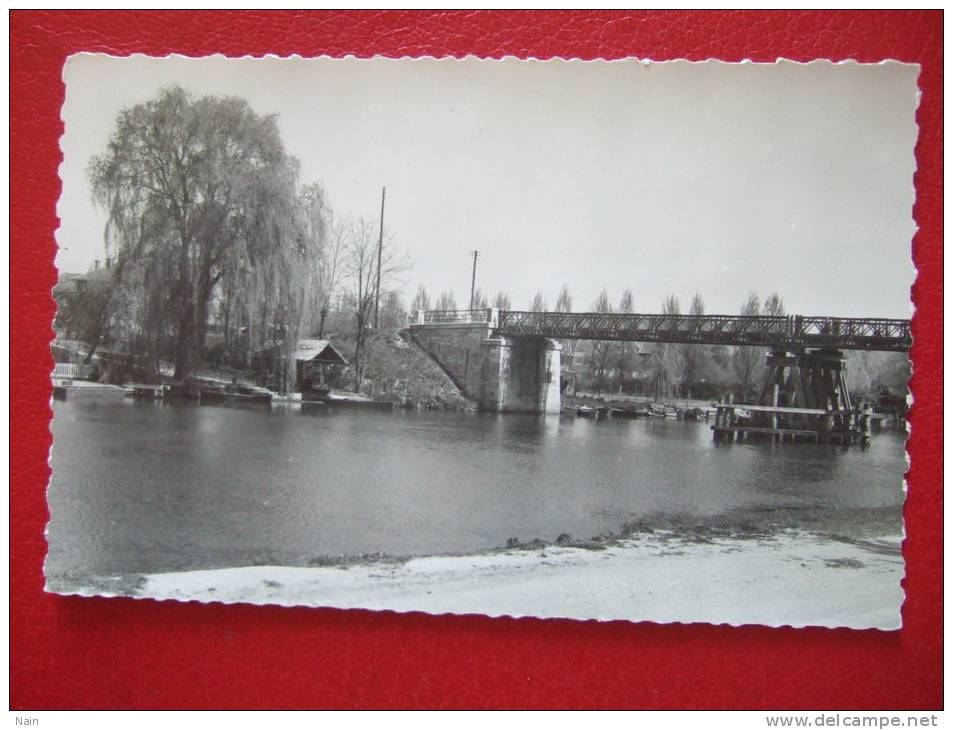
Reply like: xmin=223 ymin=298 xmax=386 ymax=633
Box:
xmin=651 ymin=295 xmax=683 ymax=398
xmin=681 ymin=292 xmax=705 ymax=398
xmin=379 ymin=290 xmax=407 ymax=331
xmin=762 ymin=292 xmax=785 ymax=317
xmin=616 ymin=288 xmax=634 ymax=392
xmin=555 ymin=284 xmax=575 ymax=373
xmin=344 ymin=217 xmax=408 ymax=391
xmin=588 ymin=288 xmax=613 ymax=392
xmin=315 ymin=206 xmax=346 ymax=338
xmin=410 ymin=284 xmax=430 ymax=313
xmin=436 ymin=290 xmax=458 ymax=310
xmin=732 ymin=291 xmax=764 ymax=400
xmin=691 ymin=293 xmax=704 ymax=314
xmin=53 ymin=268 xmax=118 ymax=364
xmin=493 ymin=291 xmax=512 ymax=310
xmin=471 ymin=287 xmax=489 ymax=310
xmin=555 ymin=284 xmax=572 ymax=313
xmin=530 ymin=291 xmax=547 ymax=311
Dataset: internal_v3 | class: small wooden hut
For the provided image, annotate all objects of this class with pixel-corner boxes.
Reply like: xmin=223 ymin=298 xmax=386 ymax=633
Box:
xmin=292 ymin=339 xmax=349 ymax=395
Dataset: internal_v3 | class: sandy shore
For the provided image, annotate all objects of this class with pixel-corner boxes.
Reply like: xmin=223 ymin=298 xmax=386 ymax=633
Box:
xmin=133 ymin=531 xmax=902 ymax=630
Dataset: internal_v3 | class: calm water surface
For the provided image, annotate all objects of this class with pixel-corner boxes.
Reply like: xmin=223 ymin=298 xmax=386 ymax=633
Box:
xmin=47 ymin=399 xmax=906 ymax=579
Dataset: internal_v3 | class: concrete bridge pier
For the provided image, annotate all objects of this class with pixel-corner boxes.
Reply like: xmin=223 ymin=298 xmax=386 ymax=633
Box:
xmin=408 ymin=314 xmax=561 ymax=415
xmin=483 ymin=335 xmax=562 ymax=414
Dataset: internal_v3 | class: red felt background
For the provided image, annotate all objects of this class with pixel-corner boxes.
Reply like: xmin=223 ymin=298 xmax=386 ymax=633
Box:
xmin=10 ymin=10 xmax=942 ymax=709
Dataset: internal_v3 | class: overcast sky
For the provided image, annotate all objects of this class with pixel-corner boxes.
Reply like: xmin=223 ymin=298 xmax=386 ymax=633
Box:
xmin=59 ymin=55 xmax=918 ymax=319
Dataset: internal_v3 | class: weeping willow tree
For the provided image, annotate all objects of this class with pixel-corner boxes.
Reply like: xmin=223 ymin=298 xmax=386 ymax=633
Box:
xmin=89 ymin=86 xmax=322 ymax=383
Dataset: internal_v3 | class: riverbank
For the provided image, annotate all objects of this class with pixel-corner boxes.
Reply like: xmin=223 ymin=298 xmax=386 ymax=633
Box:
xmin=218 ymin=331 xmax=475 ymax=410
xmin=353 ymin=332 xmax=475 ymax=410
xmin=52 ymin=329 xmax=475 ymax=411
xmin=119 ymin=530 xmax=902 ymax=629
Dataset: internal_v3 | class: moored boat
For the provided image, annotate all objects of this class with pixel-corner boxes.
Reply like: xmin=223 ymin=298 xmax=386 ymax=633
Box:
xmin=222 ymin=391 xmax=272 ymax=405
xmin=649 ymin=403 xmax=678 ymax=419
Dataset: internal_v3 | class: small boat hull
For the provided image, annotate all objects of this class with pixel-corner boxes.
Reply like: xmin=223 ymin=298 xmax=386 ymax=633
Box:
xmin=609 ymin=408 xmax=640 ymax=419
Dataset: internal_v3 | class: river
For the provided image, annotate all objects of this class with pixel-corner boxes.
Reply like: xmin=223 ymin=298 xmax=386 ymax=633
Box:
xmin=45 ymin=399 xmax=906 ymax=586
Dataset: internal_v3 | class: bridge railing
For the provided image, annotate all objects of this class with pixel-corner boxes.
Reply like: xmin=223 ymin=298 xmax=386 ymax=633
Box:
xmin=411 ymin=308 xmax=911 ymax=351
xmin=792 ymin=316 xmax=912 ymax=350
xmin=414 ymin=308 xmax=495 ymax=326
xmin=51 ymin=362 xmax=93 ymax=381
xmin=494 ymin=311 xmax=911 ymax=352
xmin=496 ymin=311 xmax=790 ymax=343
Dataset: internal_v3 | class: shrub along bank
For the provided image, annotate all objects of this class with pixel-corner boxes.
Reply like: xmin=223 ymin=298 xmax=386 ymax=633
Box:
xmin=331 ymin=330 xmax=475 ymax=411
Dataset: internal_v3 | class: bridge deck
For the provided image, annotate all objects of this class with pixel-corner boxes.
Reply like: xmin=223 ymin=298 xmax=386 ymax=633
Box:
xmin=411 ymin=309 xmax=911 ymax=352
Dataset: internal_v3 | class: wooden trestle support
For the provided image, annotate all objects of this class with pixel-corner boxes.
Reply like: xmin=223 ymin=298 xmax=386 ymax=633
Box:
xmin=712 ymin=348 xmax=871 ymax=446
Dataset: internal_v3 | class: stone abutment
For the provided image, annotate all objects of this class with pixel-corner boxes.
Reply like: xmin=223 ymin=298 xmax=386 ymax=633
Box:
xmin=408 ymin=321 xmax=561 ymax=415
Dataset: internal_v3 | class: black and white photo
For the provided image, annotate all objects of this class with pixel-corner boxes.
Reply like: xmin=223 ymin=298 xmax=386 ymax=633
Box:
xmin=48 ymin=55 xmax=917 ymax=629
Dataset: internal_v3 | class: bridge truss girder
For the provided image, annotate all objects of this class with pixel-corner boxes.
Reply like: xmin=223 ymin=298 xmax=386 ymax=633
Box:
xmin=494 ymin=311 xmax=911 ymax=352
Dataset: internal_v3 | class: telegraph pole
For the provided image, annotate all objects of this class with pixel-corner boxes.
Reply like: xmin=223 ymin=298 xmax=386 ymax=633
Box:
xmin=374 ymin=187 xmax=386 ymax=329
xmin=469 ymin=250 xmax=479 ymax=310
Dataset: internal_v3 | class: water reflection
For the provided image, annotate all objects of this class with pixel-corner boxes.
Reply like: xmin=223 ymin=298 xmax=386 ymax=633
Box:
xmin=47 ymin=400 xmax=906 ymax=578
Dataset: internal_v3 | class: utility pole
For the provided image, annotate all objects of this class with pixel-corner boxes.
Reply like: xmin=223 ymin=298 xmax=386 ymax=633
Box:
xmin=469 ymin=250 xmax=480 ymax=310
xmin=374 ymin=187 xmax=386 ymax=329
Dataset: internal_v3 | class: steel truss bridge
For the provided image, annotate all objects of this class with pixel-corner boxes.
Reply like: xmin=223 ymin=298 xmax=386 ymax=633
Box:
xmin=417 ymin=309 xmax=912 ymax=352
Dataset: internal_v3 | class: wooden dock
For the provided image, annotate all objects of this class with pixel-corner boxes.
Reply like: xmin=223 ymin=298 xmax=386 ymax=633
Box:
xmin=51 ymin=381 xmax=127 ymax=401
xmin=712 ymin=403 xmax=872 ymax=446
xmin=126 ymin=383 xmax=170 ymax=399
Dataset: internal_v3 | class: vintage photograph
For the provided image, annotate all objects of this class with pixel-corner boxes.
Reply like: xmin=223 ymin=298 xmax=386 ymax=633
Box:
xmin=48 ymin=55 xmax=917 ymax=629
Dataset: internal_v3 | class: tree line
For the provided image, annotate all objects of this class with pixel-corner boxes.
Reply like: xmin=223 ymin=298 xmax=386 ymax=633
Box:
xmin=406 ymin=283 xmax=910 ymax=402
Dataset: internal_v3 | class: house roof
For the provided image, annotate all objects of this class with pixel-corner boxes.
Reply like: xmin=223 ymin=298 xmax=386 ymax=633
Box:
xmin=52 ymin=272 xmax=87 ymax=294
xmin=293 ymin=339 xmax=348 ymax=365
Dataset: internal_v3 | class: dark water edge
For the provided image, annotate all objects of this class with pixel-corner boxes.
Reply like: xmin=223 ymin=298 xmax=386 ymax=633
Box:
xmin=45 ymin=399 xmax=907 ymax=590
xmin=45 ymin=519 xmax=902 ymax=598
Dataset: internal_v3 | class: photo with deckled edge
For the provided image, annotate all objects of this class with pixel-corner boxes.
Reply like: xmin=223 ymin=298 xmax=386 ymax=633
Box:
xmin=48 ymin=54 xmax=918 ymax=629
